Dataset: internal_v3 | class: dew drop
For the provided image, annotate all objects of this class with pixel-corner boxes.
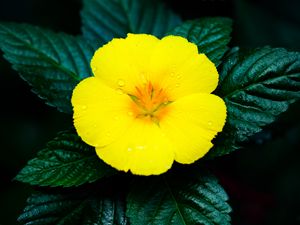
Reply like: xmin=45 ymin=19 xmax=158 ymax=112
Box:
xmin=128 ymin=111 xmax=134 ymax=116
xmin=208 ymin=121 xmax=213 ymax=126
xmin=175 ymin=83 xmax=180 ymax=87
xmin=116 ymin=88 xmax=124 ymax=94
xmin=81 ymin=105 xmax=87 ymax=110
xmin=176 ymin=74 xmax=182 ymax=79
xmin=170 ymin=72 xmax=175 ymax=77
xmin=118 ymin=79 xmax=125 ymax=87
xmin=127 ymin=147 xmax=133 ymax=152
xmin=136 ymin=145 xmax=145 ymax=150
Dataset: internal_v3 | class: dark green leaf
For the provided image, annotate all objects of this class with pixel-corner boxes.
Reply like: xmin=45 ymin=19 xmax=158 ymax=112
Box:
xmin=168 ymin=17 xmax=232 ymax=66
xmin=18 ymin=191 xmax=128 ymax=225
xmin=81 ymin=0 xmax=182 ymax=49
xmin=208 ymin=47 xmax=300 ymax=158
xmin=127 ymin=170 xmax=231 ymax=225
xmin=0 ymin=23 xmax=94 ymax=113
xmin=15 ymin=130 xmax=116 ymax=187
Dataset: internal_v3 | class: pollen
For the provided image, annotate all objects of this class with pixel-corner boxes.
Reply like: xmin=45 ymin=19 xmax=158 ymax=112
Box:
xmin=129 ymin=82 xmax=171 ymax=123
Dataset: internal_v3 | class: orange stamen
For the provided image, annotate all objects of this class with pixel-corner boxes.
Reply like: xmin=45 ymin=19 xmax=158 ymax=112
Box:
xmin=129 ymin=82 xmax=171 ymax=123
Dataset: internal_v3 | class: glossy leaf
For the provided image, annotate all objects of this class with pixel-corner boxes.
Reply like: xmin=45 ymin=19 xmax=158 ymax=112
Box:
xmin=0 ymin=23 xmax=93 ymax=113
xmin=15 ymin=131 xmax=116 ymax=187
xmin=81 ymin=0 xmax=182 ymax=49
xmin=127 ymin=170 xmax=231 ymax=225
xmin=18 ymin=191 xmax=128 ymax=225
xmin=208 ymin=47 xmax=300 ymax=158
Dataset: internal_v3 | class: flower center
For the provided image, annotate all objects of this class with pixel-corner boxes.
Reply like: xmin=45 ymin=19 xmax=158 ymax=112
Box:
xmin=129 ymin=82 xmax=171 ymax=124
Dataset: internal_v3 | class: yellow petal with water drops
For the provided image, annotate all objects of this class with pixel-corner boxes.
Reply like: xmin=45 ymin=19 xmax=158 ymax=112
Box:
xmin=159 ymin=93 xmax=227 ymax=164
xmin=72 ymin=77 xmax=134 ymax=147
xmin=96 ymin=119 xmax=174 ymax=175
xmin=149 ymin=36 xmax=219 ymax=99
xmin=72 ymin=34 xmax=227 ymax=176
xmin=91 ymin=34 xmax=159 ymax=94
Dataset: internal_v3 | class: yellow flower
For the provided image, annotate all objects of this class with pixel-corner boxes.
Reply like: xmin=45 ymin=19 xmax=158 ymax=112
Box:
xmin=72 ymin=34 xmax=226 ymax=176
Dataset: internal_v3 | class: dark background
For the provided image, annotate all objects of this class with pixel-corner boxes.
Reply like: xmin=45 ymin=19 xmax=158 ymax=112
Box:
xmin=0 ymin=0 xmax=300 ymax=224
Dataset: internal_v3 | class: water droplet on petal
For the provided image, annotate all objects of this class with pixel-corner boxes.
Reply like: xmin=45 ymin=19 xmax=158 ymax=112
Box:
xmin=127 ymin=147 xmax=133 ymax=152
xmin=136 ymin=145 xmax=145 ymax=150
xmin=208 ymin=121 xmax=213 ymax=126
xmin=116 ymin=89 xmax=124 ymax=94
xmin=118 ymin=79 xmax=125 ymax=87
xmin=170 ymin=72 xmax=175 ymax=77
xmin=175 ymin=83 xmax=180 ymax=87
xmin=176 ymin=74 xmax=182 ymax=79
xmin=81 ymin=105 xmax=87 ymax=110
xmin=128 ymin=111 xmax=134 ymax=116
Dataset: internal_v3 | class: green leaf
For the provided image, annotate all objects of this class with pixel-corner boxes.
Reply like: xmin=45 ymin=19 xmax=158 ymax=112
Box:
xmin=15 ymin=130 xmax=116 ymax=187
xmin=208 ymin=47 xmax=300 ymax=158
xmin=0 ymin=23 xmax=94 ymax=113
xmin=168 ymin=17 xmax=232 ymax=66
xmin=81 ymin=0 xmax=182 ymax=49
xmin=127 ymin=170 xmax=231 ymax=225
xmin=18 ymin=191 xmax=128 ymax=225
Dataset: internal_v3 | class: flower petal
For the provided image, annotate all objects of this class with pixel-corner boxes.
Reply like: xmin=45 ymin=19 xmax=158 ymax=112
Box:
xmin=149 ymin=36 xmax=219 ymax=98
xmin=72 ymin=77 xmax=134 ymax=147
xmin=72 ymin=34 xmax=226 ymax=176
xmin=91 ymin=34 xmax=159 ymax=93
xmin=96 ymin=120 xmax=174 ymax=175
xmin=160 ymin=93 xmax=226 ymax=164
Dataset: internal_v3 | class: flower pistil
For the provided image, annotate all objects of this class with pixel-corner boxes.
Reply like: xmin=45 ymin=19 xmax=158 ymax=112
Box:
xmin=129 ymin=82 xmax=171 ymax=124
